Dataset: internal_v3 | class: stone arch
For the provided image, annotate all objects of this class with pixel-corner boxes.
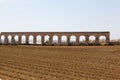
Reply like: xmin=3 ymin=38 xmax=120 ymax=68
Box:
xmin=8 ymin=35 xmax=12 ymax=44
xmin=36 ymin=35 xmax=42 ymax=44
xmin=61 ymin=35 xmax=67 ymax=43
xmin=99 ymin=36 xmax=106 ymax=45
xmin=29 ymin=35 xmax=34 ymax=44
xmin=14 ymin=35 xmax=19 ymax=44
xmin=44 ymin=35 xmax=50 ymax=43
xmin=89 ymin=35 xmax=96 ymax=44
xmin=21 ymin=35 xmax=26 ymax=44
xmin=52 ymin=35 xmax=58 ymax=44
xmin=0 ymin=32 xmax=110 ymax=46
xmin=70 ymin=35 xmax=76 ymax=44
xmin=0 ymin=35 xmax=5 ymax=44
xmin=79 ymin=35 xmax=86 ymax=43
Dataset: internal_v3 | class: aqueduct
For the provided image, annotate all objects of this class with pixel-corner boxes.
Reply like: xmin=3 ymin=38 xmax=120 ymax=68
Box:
xmin=0 ymin=32 xmax=110 ymax=45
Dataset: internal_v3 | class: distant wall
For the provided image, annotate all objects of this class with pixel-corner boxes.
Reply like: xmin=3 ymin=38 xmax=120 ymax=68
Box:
xmin=0 ymin=32 xmax=110 ymax=45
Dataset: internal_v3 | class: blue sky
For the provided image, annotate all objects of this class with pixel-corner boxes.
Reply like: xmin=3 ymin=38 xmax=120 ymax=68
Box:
xmin=0 ymin=0 xmax=120 ymax=39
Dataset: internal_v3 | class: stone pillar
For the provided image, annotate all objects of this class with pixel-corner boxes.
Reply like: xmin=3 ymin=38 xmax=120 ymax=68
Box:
xmin=85 ymin=36 xmax=89 ymax=45
xmin=41 ymin=36 xmax=44 ymax=45
xmin=67 ymin=36 xmax=70 ymax=45
xmin=49 ymin=36 xmax=53 ymax=45
xmin=26 ymin=36 xmax=29 ymax=45
xmin=11 ymin=36 xmax=14 ymax=44
xmin=58 ymin=36 xmax=61 ymax=45
xmin=106 ymin=36 xmax=110 ymax=44
xmin=96 ymin=37 xmax=99 ymax=44
xmin=7 ymin=37 xmax=9 ymax=44
xmin=19 ymin=36 xmax=21 ymax=44
xmin=34 ymin=36 xmax=36 ymax=45
xmin=5 ymin=36 xmax=8 ymax=44
xmin=76 ymin=36 xmax=79 ymax=45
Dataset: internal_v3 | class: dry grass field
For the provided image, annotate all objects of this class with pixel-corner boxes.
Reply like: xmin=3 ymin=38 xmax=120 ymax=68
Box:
xmin=0 ymin=46 xmax=120 ymax=80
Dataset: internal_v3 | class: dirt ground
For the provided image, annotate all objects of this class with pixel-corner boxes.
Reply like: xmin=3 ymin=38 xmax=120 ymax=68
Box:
xmin=0 ymin=45 xmax=120 ymax=80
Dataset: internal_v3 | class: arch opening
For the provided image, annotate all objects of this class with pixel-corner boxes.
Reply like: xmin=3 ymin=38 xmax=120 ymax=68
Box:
xmin=44 ymin=35 xmax=50 ymax=44
xmin=61 ymin=35 xmax=67 ymax=43
xmin=1 ymin=35 xmax=5 ymax=44
xmin=79 ymin=36 xmax=86 ymax=45
xmin=14 ymin=35 xmax=19 ymax=44
xmin=89 ymin=36 xmax=96 ymax=44
xmin=53 ymin=35 xmax=58 ymax=44
xmin=36 ymin=35 xmax=41 ymax=44
xmin=70 ymin=35 xmax=76 ymax=44
xmin=21 ymin=35 xmax=26 ymax=44
xmin=99 ymin=36 xmax=106 ymax=45
xmin=80 ymin=36 xmax=86 ymax=43
xmin=8 ymin=35 xmax=12 ymax=44
xmin=29 ymin=35 xmax=34 ymax=44
xmin=61 ymin=35 xmax=68 ymax=45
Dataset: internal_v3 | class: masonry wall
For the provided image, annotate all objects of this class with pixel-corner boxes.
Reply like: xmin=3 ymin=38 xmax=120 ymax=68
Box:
xmin=0 ymin=32 xmax=110 ymax=45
